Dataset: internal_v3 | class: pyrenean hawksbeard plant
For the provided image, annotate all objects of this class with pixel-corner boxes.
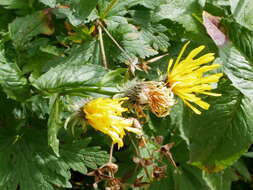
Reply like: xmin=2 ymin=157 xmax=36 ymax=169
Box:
xmin=0 ymin=0 xmax=253 ymax=190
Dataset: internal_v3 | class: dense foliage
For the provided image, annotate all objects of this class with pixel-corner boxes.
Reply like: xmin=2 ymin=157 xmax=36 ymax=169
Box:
xmin=0 ymin=0 xmax=253 ymax=189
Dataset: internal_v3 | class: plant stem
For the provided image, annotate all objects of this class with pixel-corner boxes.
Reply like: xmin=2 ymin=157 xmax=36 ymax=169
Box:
xmin=109 ymin=142 xmax=114 ymax=163
xmin=44 ymin=87 xmax=118 ymax=96
xmin=97 ymin=21 xmax=133 ymax=61
xmin=98 ymin=25 xmax=108 ymax=69
xmin=129 ymin=135 xmax=153 ymax=182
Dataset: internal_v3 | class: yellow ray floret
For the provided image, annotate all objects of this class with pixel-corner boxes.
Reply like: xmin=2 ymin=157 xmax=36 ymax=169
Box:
xmin=166 ymin=41 xmax=223 ymax=114
xmin=83 ymin=97 xmax=142 ymax=148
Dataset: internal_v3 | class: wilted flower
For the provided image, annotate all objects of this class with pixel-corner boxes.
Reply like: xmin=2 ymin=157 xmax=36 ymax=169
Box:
xmin=124 ymin=81 xmax=175 ymax=117
xmin=166 ymin=41 xmax=223 ymax=114
xmin=83 ymin=97 xmax=142 ymax=148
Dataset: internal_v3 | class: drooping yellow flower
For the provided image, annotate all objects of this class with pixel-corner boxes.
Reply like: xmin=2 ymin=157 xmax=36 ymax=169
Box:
xmin=166 ymin=41 xmax=223 ymax=114
xmin=83 ymin=97 xmax=142 ymax=148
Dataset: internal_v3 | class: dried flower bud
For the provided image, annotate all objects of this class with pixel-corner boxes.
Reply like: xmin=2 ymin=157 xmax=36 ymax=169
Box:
xmin=153 ymin=165 xmax=167 ymax=179
xmin=124 ymin=81 xmax=175 ymax=117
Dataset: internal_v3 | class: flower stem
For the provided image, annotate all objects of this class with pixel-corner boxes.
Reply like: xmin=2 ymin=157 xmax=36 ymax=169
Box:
xmin=109 ymin=142 xmax=114 ymax=163
xmin=97 ymin=20 xmax=133 ymax=61
xmin=98 ymin=24 xmax=108 ymax=69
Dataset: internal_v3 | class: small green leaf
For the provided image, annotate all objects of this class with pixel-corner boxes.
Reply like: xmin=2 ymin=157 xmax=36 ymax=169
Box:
xmin=47 ymin=94 xmax=61 ymax=156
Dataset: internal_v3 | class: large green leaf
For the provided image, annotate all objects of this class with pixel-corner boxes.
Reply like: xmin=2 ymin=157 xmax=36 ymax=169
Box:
xmin=203 ymin=12 xmax=253 ymax=101
xmin=0 ymin=127 xmax=109 ymax=190
xmin=32 ymin=64 xmax=109 ymax=94
xmin=230 ymin=0 xmax=253 ymax=31
xmin=180 ymin=80 xmax=253 ymax=172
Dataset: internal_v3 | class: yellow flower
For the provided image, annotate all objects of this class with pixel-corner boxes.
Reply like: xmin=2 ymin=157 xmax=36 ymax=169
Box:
xmin=166 ymin=41 xmax=223 ymax=114
xmin=83 ymin=97 xmax=142 ymax=148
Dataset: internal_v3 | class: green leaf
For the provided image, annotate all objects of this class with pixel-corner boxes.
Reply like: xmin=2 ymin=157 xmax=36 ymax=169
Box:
xmin=64 ymin=40 xmax=101 ymax=66
xmin=222 ymin=19 xmax=253 ymax=63
xmin=202 ymin=168 xmax=238 ymax=190
xmin=172 ymin=164 xmax=210 ymax=190
xmin=39 ymin=0 xmax=56 ymax=7
xmin=219 ymin=43 xmax=253 ymax=101
xmin=32 ymin=64 xmax=108 ymax=94
xmin=140 ymin=23 xmax=170 ymax=52
xmin=53 ymin=0 xmax=98 ymax=26
xmin=0 ymin=0 xmax=29 ymax=9
xmin=180 ymin=80 xmax=253 ymax=172
xmin=155 ymin=0 xmax=200 ymax=32
xmin=107 ymin=23 xmax=157 ymax=62
xmin=0 ymin=127 xmax=108 ymax=190
xmin=72 ymin=0 xmax=99 ymax=20
xmin=9 ymin=11 xmax=54 ymax=49
xmin=203 ymin=12 xmax=253 ymax=100
xmin=230 ymin=0 xmax=253 ymax=31
xmin=0 ymin=49 xmax=30 ymax=101
xmin=232 ymin=160 xmax=251 ymax=182
xmin=47 ymin=94 xmax=61 ymax=156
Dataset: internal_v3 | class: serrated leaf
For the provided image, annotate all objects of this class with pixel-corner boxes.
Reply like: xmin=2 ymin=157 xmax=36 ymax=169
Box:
xmin=180 ymin=81 xmax=253 ymax=172
xmin=140 ymin=23 xmax=170 ymax=52
xmin=32 ymin=64 xmax=107 ymax=94
xmin=9 ymin=11 xmax=54 ymax=49
xmin=0 ymin=50 xmax=30 ymax=101
xmin=155 ymin=0 xmax=200 ymax=32
xmin=219 ymin=43 xmax=253 ymax=101
xmin=72 ymin=0 xmax=99 ymax=20
xmin=53 ymin=0 xmax=98 ymax=26
xmin=230 ymin=0 xmax=253 ymax=31
xmin=107 ymin=23 xmax=157 ymax=62
xmin=0 ymin=127 xmax=108 ymax=190
xmin=222 ymin=19 xmax=253 ymax=63
xmin=64 ymin=40 xmax=101 ymax=66
xmin=203 ymin=12 xmax=253 ymax=100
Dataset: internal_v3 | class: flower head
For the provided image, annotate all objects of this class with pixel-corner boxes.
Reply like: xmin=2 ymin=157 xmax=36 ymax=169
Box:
xmin=166 ymin=41 xmax=223 ymax=114
xmin=123 ymin=81 xmax=175 ymax=117
xmin=83 ymin=97 xmax=142 ymax=148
